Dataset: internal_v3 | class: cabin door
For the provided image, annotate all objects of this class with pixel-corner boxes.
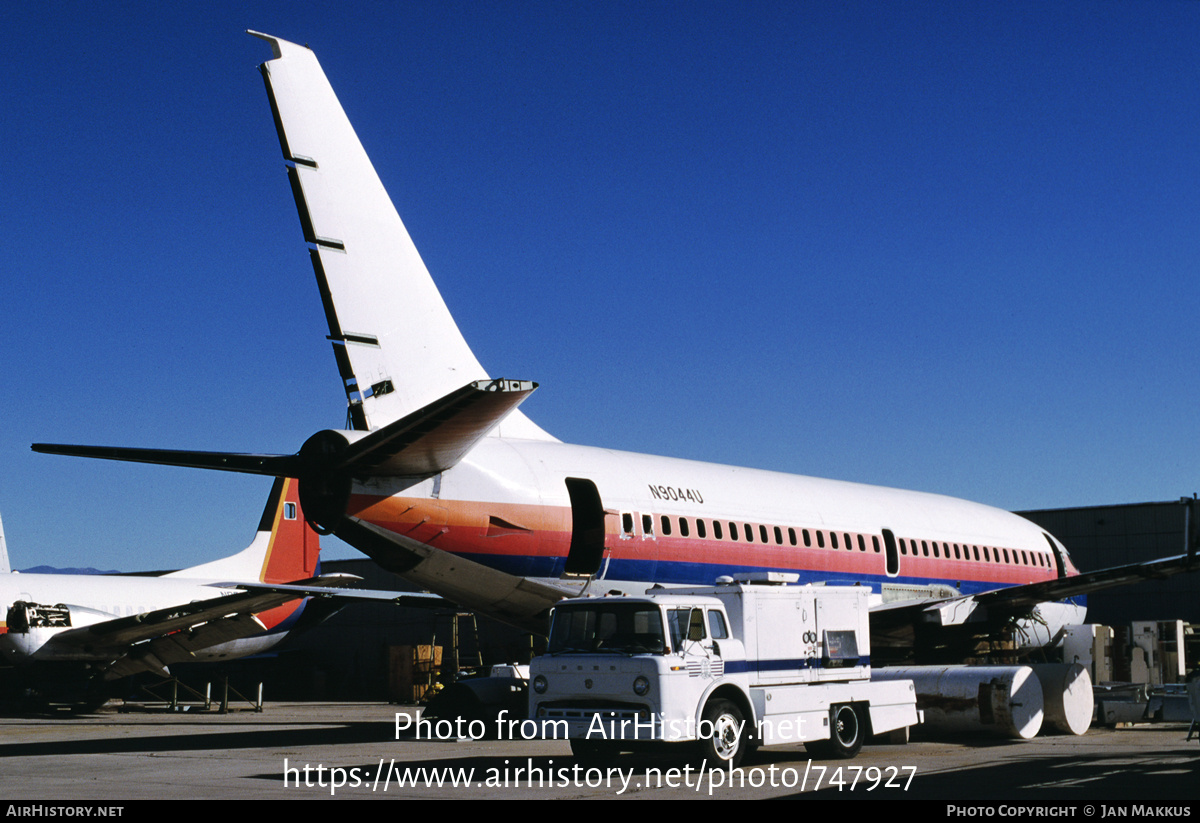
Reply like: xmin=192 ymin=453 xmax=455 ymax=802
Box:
xmin=564 ymin=477 xmax=607 ymax=577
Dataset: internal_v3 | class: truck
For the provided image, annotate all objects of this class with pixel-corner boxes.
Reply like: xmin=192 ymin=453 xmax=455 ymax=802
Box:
xmin=528 ymin=574 xmax=919 ymax=767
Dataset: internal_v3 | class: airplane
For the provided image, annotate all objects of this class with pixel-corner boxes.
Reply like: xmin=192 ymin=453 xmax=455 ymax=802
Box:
xmin=32 ymin=32 xmax=1198 ymax=669
xmin=0 ymin=476 xmax=410 ymax=710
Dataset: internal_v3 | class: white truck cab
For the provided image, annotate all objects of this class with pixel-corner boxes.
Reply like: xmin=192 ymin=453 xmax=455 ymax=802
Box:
xmin=529 ymin=575 xmax=919 ymax=766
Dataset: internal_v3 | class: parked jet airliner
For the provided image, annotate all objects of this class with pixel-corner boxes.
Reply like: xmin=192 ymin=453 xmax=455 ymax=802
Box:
xmin=34 ymin=33 xmax=1197 ymax=663
xmin=0 ymin=477 xmax=406 ymax=708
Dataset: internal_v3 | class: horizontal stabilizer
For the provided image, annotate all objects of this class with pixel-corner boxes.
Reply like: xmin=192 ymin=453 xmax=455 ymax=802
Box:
xmin=32 ymin=378 xmax=537 ymax=481
xmin=29 ymin=444 xmax=301 ymax=477
xmin=335 ymin=379 xmax=537 ymax=476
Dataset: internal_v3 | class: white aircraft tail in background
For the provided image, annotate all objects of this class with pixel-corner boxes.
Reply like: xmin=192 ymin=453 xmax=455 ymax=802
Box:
xmin=0 ymin=477 xmax=407 ymax=710
xmin=0 ymin=514 xmax=9 ymax=576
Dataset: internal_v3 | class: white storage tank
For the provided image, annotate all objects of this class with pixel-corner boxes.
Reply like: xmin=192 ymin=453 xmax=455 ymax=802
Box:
xmin=874 ymin=665 xmax=1044 ymax=739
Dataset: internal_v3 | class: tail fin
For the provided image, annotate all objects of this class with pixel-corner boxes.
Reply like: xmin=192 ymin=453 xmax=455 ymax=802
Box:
xmin=167 ymin=478 xmax=319 ymax=582
xmin=250 ymin=32 xmax=554 ymax=442
xmin=0 ymin=513 xmax=10 ymax=574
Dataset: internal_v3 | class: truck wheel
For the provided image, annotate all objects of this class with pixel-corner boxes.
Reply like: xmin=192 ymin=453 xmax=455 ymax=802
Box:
xmin=808 ymin=703 xmax=863 ymax=760
xmin=698 ymin=699 xmax=748 ymax=768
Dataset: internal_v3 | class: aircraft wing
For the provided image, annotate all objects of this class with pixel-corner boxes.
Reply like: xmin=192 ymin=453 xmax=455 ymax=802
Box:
xmin=218 ymin=578 xmax=450 ymax=609
xmin=869 ymin=548 xmax=1199 ymax=647
xmin=334 ymin=515 xmax=581 ymax=632
xmin=972 ymin=550 xmax=1197 ymax=613
xmin=37 ymin=576 xmax=434 ymax=679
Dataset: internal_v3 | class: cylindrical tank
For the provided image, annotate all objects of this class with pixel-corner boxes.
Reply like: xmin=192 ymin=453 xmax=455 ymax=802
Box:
xmin=1030 ymin=663 xmax=1093 ymax=735
xmin=874 ymin=666 xmax=1043 ymax=739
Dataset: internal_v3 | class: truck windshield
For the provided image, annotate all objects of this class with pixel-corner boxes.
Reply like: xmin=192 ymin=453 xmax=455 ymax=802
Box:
xmin=547 ymin=603 xmax=666 ymax=655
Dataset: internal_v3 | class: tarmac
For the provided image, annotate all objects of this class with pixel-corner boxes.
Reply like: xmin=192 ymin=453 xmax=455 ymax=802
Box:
xmin=0 ymin=701 xmax=1197 ymax=801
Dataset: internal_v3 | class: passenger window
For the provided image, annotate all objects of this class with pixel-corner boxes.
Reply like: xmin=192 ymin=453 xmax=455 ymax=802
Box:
xmin=679 ymin=518 xmax=690 ymax=538
xmin=697 ymin=519 xmax=707 ymax=539
xmin=643 ymin=514 xmax=654 ymax=537
xmin=661 ymin=515 xmax=672 ymax=536
xmin=622 ymin=512 xmax=634 ymax=535
xmin=714 ymin=521 xmax=723 ymax=540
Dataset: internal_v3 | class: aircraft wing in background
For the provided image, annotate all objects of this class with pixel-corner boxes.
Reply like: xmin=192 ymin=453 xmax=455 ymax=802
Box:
xmin=869 ymin=547 xmax=1199 ymax=654
xmin=19 ymin=575 xmax=441 ymax=679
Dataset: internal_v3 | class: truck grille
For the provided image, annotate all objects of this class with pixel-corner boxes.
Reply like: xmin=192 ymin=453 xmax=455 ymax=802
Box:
xmin=686 ymin=658 xmax=725 ymax=678
xmin=538 ymin=706 xmax=645 ymax=724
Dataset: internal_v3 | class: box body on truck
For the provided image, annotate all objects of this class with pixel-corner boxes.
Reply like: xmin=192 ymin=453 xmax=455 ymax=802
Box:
xmin=529 ymin=578 xmax=918 ymax=766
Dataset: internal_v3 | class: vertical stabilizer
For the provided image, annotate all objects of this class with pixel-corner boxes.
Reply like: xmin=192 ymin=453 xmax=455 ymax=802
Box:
xmin=249 ymin=32 xmax=554 ymax=441
xmin=0 ymin=513 xmax=9 ymax=574
xmin=167 ymin=478 xmax=320 ymax=582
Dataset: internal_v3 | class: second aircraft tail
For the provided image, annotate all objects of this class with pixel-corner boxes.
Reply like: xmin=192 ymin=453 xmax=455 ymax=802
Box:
xmin=167 ymin=477 xmax=319 ymax=584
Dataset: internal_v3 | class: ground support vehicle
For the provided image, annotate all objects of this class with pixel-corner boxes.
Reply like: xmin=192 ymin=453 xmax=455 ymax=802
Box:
xmin=529 ymin=575 xmax=919 ymax=766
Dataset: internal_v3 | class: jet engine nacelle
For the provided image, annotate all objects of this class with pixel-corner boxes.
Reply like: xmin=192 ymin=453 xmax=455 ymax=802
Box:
xmin=295 ymin=428 xmax=372 ymax=530
xmin=1 ymin=600 xmax=115 ymax=662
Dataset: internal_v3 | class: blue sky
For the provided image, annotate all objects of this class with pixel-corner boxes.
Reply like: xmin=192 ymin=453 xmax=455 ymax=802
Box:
xmin=3 ymin=2 xmax=1198 ymax=571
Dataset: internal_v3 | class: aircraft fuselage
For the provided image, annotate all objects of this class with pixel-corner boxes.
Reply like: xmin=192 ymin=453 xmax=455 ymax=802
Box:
xmin=344 ymin=436 xmax=1080 ymax=622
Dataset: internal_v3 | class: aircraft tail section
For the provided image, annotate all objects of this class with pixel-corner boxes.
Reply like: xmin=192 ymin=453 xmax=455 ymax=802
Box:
xmin=167 ymin=477 xmax=319 ymax=583
xmin=250 ymin=32 xmax=554 ymax=442
xmin=0 ymin=513 xmax=9 ymax=574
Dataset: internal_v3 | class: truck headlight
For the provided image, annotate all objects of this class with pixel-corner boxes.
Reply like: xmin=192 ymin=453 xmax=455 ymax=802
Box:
xmin=533 ymin=675 xmax=548 ymax=694
xmin=633 ymin=675 xmax=650 ymax=696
